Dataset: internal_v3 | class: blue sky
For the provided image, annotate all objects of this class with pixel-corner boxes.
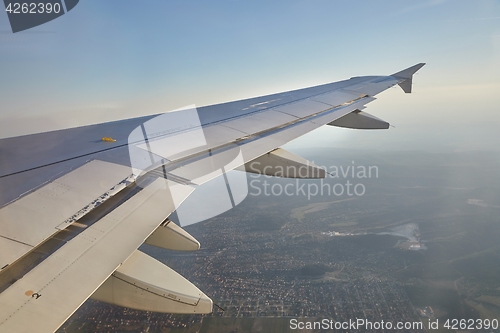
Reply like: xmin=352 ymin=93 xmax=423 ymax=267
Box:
xmin=0 ymin=0 xmax=499 ymax=151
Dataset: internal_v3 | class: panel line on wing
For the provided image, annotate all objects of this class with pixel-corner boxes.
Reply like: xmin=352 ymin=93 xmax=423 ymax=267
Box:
xmin=154 ymin=95 xmax=374 ymax=180
xmin=0 ymin=78 xmax=370 ymax=180
xmin=0 ymin=235 xmax=34 ymax=248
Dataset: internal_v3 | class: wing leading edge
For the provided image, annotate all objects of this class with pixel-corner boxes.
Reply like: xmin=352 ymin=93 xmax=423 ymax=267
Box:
xmin=0 ymin=64 xmax=425 ymax=333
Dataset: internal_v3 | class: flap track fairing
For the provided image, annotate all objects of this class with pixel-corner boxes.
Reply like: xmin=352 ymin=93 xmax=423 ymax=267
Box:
xmin=91 ymin=250 xmax=212 ymax=314
xmin=241 ymin=148 xmax=326 ymax=179
xmin=327 ymin=110 xmax=390 ymax=130
xmin=145 ymin=219 xmax=200 ymax=251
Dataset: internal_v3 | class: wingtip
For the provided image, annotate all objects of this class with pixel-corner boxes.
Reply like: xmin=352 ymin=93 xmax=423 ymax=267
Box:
xmin=391 ymin=63 xmax=426 ymax=79
xmin=391 ymin=63 xmax=426 ymax=93
xmin=416 ymin=62 xmax=426 ymax=71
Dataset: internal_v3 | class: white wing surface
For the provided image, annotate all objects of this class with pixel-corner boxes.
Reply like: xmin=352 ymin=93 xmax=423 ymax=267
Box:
xmin=0 ymin=64 xmax=425 ymax=332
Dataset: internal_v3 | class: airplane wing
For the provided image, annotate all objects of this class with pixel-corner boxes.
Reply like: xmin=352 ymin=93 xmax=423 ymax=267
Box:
xmin=0 ymin=63 xmax=425 ymax=333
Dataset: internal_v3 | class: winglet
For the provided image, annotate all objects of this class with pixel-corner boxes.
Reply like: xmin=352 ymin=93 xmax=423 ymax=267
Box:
xmin=391 ymin=63 xmax=426 ymax=93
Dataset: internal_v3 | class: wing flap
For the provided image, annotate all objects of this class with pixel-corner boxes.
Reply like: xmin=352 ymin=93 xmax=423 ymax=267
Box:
xmin=0 ymin=160 xmax=132 ymax=270
xmin=0 ymin=177 xmax=193 ymax=333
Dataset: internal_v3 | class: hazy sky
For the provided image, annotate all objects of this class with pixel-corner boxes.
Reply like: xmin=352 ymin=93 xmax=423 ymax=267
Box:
xmin=1 ymin=0 xmax=499 ymax=152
